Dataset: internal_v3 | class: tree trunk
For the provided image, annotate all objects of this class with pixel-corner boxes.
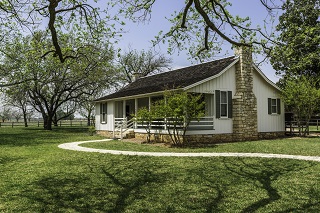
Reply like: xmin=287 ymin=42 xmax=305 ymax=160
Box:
xmin=23 ymin=113 xmax=28 ymax=127
xmin=45 ymin=116 xmax=53 ymax=130
xmin=43 ymin=114 xmax=53 ymax=130
xmin=87 ymin=117 xmax=91 ymax=126
xmin=87 ymin=110 xmax=92 ymax=126
xmin=53 ymin=113 xmax=58 ymax=126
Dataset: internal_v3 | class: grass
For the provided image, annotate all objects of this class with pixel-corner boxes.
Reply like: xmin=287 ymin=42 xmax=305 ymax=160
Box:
xmin=1 ymin=127 xmax=320 ymax=212
xmin=81 ymin=137 xmax=320 ymax=156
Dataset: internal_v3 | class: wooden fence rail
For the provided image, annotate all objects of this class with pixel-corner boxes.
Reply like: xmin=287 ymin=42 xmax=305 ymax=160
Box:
xmin=285 ymin=119 xmax=320 ymax=135
xmin=0 ymin=120 xmax=95 ymax=128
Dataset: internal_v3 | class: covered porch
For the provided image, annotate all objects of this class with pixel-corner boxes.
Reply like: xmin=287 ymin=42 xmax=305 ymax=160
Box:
xmin=112 ymin=93 xmax=215 ymax=138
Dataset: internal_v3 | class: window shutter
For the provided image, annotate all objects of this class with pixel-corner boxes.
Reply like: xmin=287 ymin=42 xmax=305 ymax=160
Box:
xmin=268 ymin=98 xmax=271 ymax=115
xmin=228 ymin=91 xmax=233 ymax=118
xmin=215 ymin=90 xmax=220 ymax=118
xmin=104 ymin=103 xmax=108 ymax=123
xmin=100 ymin=103 xmax=103 ymax=123
xmin=104 ymin=103 xmax=108 ymax=114
xmin=277 ymin=98 xmax=281 ymax=114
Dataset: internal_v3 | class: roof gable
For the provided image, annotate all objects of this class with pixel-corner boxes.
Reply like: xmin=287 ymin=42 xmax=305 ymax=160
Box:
xmin=96 ymin=56 xmax=238 ymax=101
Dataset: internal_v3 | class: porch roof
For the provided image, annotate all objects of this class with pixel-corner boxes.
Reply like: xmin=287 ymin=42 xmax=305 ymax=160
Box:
xmin=95 ymin=56 xmax=238 ymax=101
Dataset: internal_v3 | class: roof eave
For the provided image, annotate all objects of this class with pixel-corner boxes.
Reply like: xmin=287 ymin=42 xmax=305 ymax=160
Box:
xmin=94 ymin=88 xmax=183 ymax=103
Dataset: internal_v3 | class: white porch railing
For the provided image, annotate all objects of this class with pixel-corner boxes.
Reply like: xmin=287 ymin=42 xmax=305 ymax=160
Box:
xmin=135 ymin=116 xmax=214 ymax=131
xmin=113 ymin=118 xmax=134 ymax=139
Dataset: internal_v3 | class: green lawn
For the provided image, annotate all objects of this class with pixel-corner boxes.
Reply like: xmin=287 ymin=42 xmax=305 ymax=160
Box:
xmin=1 ymin=127 xmax=320 ymax=212
xmin=82 ymin=137 xmax=320 ymax=156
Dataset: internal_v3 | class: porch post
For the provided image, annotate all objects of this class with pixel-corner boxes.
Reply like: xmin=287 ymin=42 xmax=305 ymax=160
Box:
xmin=164 ymin=96 xmax=167 ymax=130
xmin=135 ymin=98 xmax=138 ymax=128
xmin=113 ymin=116 xmax=115 ymax=138
xmin=123 ymin=100 xmax=126 ymax=118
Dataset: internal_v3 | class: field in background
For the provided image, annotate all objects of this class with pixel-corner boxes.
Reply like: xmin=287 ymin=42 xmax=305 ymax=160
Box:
xmin=0 ymin=119 xmax=94 ymax=127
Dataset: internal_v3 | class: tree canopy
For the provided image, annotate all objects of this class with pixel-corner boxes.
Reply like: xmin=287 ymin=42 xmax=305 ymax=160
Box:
xmin=1 ymin=32 xmax=116 ymax=130
xmin=1 ymin=0 xmax=284 ymax=63
xmin=270 ymin=0 xmax=320 ymax=77
xmin=116 ymin=48 xmax=172 ymax=85
xmin=281 ymin=76 xmax=320 ymax=136
xmin=118 ymin=0 xmax=282 ymax=60
xmin=0 ymin=0 xmax=120 ymax=63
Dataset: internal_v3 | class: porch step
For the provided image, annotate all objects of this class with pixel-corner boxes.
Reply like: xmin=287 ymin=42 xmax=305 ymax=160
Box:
xmin=114 ymin=130 xmax=135 ymax=139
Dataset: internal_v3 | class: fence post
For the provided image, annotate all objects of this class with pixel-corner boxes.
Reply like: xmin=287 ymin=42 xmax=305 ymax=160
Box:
xmin=80 ymin=121 xmax=82 ymax=126
xmin=60 ymin=121 xmax=62 ymax=127
xmin=0 ymin=122 xmax=1 ymax=127
xmin=317 ymin=119 xmax=319 ymax=131
xmin=12 ymin=122 xmax=14 ymax=128
xmin=70 ymin=120 xmax=72 ymax=127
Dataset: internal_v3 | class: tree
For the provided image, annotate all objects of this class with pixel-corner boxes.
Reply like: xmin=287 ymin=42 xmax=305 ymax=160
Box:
xmin=0 ymin=0 xmax=120 ymax=64
xmin=153 ymin=91 xmax=205 ymax=146
xmin=0 ymin=106 xmax=11 ymax=122
xmin=12 ymin=108 xmax=23 ymax=122
xmin=78 ymin=91 xmax=104 ymax=126
xmin=118 ymin=0 xmax=282 ymax=59
xmin=270 ymin=0 xmax=320 ymax=77
xmin=134 ymin=106 xmax=157 ymax=143
xmin=1 ymin=32 xmax=116 ymax=130
xmin=78 ymin=100 xmax=95 ymax=126
xmin=117 ymin=48 xmax=172 ymax=85
xmin=4 ymin=86 xmax=31 ymax=127
xmin=52 ymin=102 xmax=76 ymax=126
xmin=281 ymin=76 xmax=320 ymax=136
xmin=1 ymin=0 xmax=282 ymax=66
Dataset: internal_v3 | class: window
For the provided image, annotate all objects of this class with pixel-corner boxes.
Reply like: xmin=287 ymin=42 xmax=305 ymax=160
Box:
xmin=268 ymin=98 xmax=281 ymax=115
xmin=220 ymin=91 xmax=228 ymax=117
xmin=100 ymin=103 xmax=107 ymax=123
xmin=215 ymin=90 xmax=232 ymax=118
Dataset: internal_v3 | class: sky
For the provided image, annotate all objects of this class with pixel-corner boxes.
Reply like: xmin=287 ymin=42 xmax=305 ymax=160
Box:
xmin=105 ymin=0 xmax=283 ymax=83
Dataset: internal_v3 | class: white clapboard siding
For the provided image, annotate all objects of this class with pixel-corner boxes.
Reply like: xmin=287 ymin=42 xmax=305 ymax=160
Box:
xmin=187 ymin=65 xmax=236 ymax=134
xmin=95 ymin=101 xmax=115 ymax=131
xmin=187 ymin=66 xmax=236 ymax=94
xmin=253 ymin=69 xmax=285 ymax=132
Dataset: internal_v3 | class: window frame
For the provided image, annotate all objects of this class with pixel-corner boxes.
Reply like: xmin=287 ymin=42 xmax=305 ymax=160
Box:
xmin=268 ymin=98 xmax=281 ymax=115
xmin=100 ymin=102 xmax=107 ymax=123
xmin=215 ymin=90 xmax=232 ymax=119
xmin=220 ymin=91 xmax=228 ymax=118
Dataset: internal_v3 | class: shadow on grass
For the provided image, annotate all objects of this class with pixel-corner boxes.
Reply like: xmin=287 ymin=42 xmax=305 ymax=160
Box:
xmin=20 ymin=159 xmax=166 ymax=212
xmin=223 ymin=158 xmax=319 ymax=212
xmin=100 ymin=166 xmax=160 ymax=212
xmin=0 ymin=127 xmax=89 ymax=147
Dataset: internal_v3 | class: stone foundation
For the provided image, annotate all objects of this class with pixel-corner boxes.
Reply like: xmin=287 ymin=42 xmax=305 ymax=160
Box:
xmin=97 ymin=130 xmax=285 ymax=144
xmin=258 ymin=132 xmax=286 ymax=140
xmin=97 ymin=130 xmax=135 ymax=139
xmin=132 ymin=131 xmax=286 ymax=144
xmin=96 ymin=130 xmax=114 ymax=138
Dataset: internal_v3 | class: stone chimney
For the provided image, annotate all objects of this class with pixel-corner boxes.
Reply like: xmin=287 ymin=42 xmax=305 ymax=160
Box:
xmin=233 ymin=46 xmax=258 ymax=141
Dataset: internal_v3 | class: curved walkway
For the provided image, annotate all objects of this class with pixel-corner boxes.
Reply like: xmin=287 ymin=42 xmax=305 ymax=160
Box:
xmin=58 ymin=139 xmax=320 ymax=162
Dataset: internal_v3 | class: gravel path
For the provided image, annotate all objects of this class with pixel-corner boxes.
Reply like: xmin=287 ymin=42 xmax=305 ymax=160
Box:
xmin=58 ymin=139 xmax=320 ymax=162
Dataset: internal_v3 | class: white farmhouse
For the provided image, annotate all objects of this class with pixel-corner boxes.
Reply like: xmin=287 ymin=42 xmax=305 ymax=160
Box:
xmin=94 ymin=47 xmax=285 ymax=143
